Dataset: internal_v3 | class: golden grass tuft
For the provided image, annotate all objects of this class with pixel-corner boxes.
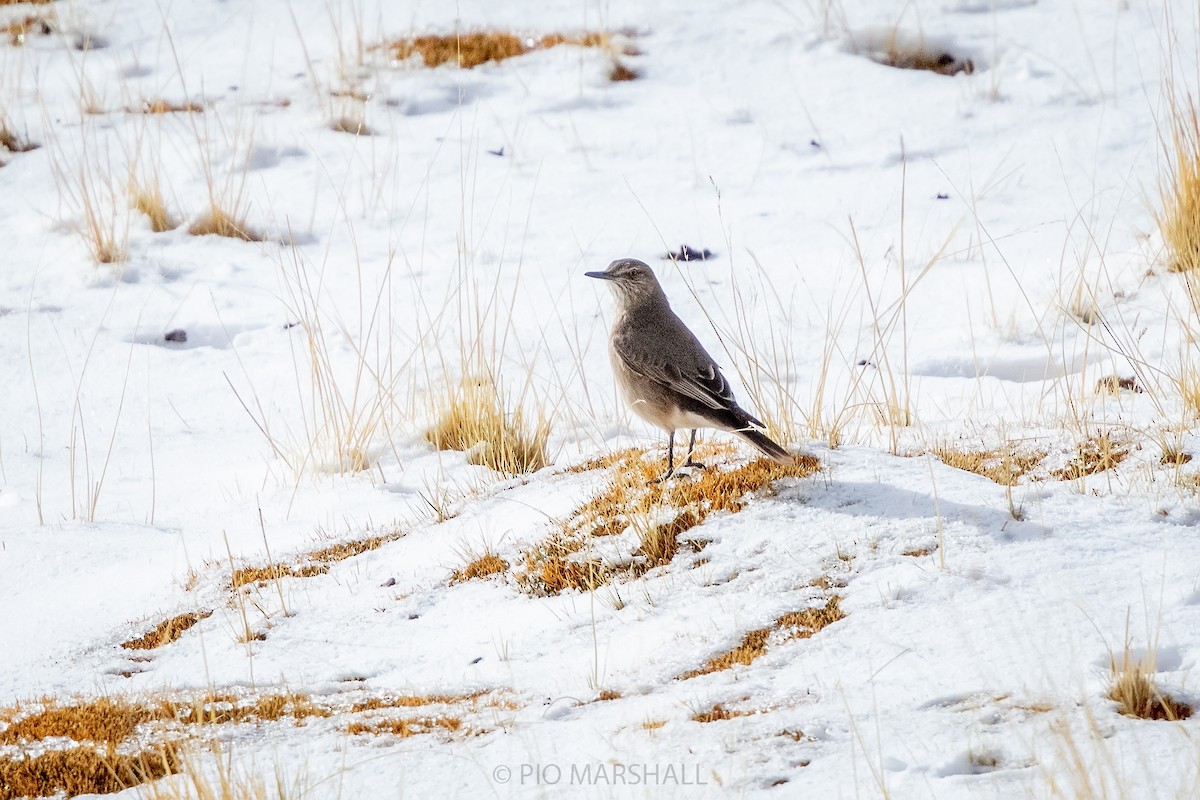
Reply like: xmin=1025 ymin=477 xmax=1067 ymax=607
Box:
xmin=683 ymin=596 xmax=844 ymax=679
xmin=188 ymin=209 xmax=263 ymax=242
xmin=1052 ymin=433 xmax=1130 ymax=481
xmin=0 ymin=125 xmax=38 ymax=153
xmin=132 ymin=183 xmax=178 ymax=232
xmin=307 ymin=531 xmax=402 ymax=563
xmin=520 ymin=447 xmax=819 ymax=595
xmin=426 ymin=381 xmax=549 ymax=476
xmin=230 ymin=562 xmax=328 ymax=589
xmin=0 ymin=744 xmax=179 ymax=799
xmin=928 ymin=443 xmax=1045 ymax=486
xmin=1158 ymin=93 xmax=1200 ymax=273
xmin=349 ymin=692 xmax=486 ymax=713
xmin=0 ymin=697 xmax=157 ymax=745
xmin=4 ymin=14 xmax=53 ymax=47
xmin=140 ymin=99 xmax=203 ymax=114
xmin=1108 ymin=653 xmax=1193 ymax=721
xmin=121 ymin=611 xmax=211 ymax=650
xmin=382 ymin=30 xmax=638 ymax=79
xmin=691 ymin=704 xmax=757 ymax=723
xmin=864 ymin=33 xmax=974 ymax=76
xmin=902 ymin=545 xmax=934 ymax=557
xmin=450 ymin=552 xmax=509 ymax=584
xmin=345 ymin=716 xmax=465 ymax=737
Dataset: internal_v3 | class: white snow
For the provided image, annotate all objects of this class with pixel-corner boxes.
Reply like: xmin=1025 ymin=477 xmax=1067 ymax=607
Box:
xmin=2 ymin=0 xmax=1200 ymax=797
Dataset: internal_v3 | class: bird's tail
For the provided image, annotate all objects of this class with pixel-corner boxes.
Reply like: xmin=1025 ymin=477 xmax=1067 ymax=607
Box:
xmin=734 ymin=426 xmax=793 ymax=464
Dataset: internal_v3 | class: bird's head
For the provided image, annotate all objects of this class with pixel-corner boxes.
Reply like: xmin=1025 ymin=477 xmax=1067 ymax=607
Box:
xmin=585 ymin=258 xmax=667 ymax=308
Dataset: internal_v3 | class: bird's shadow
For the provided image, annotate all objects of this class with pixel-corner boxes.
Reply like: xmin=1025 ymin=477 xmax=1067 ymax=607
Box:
xmin=782 ymin=479 xmax=1049 ymax=542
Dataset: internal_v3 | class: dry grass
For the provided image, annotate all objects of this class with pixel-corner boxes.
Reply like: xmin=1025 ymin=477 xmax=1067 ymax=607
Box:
xmin=349 ymin=692 xmax=486 ymax=712
xmin=426 ymin=381 xmax=549 ymax=476
xmin=1052 ymin=434 xmax=1131 ymax=481
xmin=683 ymin=596 xmax=844 ymax=679
xmin=928 ymin=443 xmax=1045 ymax=486
xmin=345 ymin=716 xmax=465 ymax=737
xmin=382 ymin=30 xmax=638 ymax=79
xmin=1108 ymin=653 xmax=1193 ymax=721
xmin=0 ymin=125 xmax=38 ymax=153
xmin=1096 ymin=375 xmax=1142 ymax=395
xmin=132 ymin=182 xmax=178 ymax=232
xmin=450 ymin=552 xmax=509 ymax=584
xmin=0 ymin=697 xmax=158 ymax=744
xmin=140 ymin=99 xmax=203 ymax=114
xmin=520 ymin=448 xmax=819 ymax=595
xmin=121 ymin=611 xmax=212 ymax=650
xmin=230 ymin=529 xmax=404 ymax=589
xmin=4 ymin=14 xmax=52 ymax=47
xmin=642 ymin=719 xmax=666 ymax=731
xmin=1158 ymin=93 xmax=1200 ymax=273
xmin=0 ymin=744 xmax=179 ymax=799
xmin=230 ymin=562 xmax=328 ymax=590
xmin=188 ymin=209 xmax=263 ymax=242
xmin=691 ymin=703 xmax=757 ymax=723
xmin=860 ymin=32 xmax=975 ymax=76
xmin=902 ymin=545 xmax=934 ymax=557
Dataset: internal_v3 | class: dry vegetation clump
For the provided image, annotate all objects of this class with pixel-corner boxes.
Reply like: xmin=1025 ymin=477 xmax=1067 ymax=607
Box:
xmin=230 ymin=528 xmax=405 ymax=589
xmin=187 ymin=209 xmax=264 ymax=242
xmin=4 ymin=14 xmax=53 ymax=47
xmin=344 ymin=716 xmax=465 ymax=738
xmin=927 ymin=443 xmax=1046 ymax=486
xmin=131 ymin=182 xmax=178 ymax=232
xmin=0 ymin=744 xmax=179 ymax=799
xmin=139 ymin=99 xmax=203 ymax=114
xmin=382 ymin=30 xmax=639 ymax=80
xmin=0 ymin=124 xmax=39 ymax=153
xmin=121 ymin=611 xmax=212 ymax=650
xmin=683 ymin=596 xmax=844 ymax=679
xmin=426 ymin=381 xmax=549 ymax=476
xmin=0 ymin=697 xmax=158 ymax=745
xmin=520 ymin=447 xmax=819 ymax=595
xmin=691 ymin=703 xmax=757 ymax=723
xmin=855 ymin=31 xmax=974 ymax=76
xmin=1108 ymin=652 xmax=1193 ymax=721
xmin=1095 ymin=375 xmax=1143 ymax=395
xmin=450 ymin=552 xmax=509 ymax=584
xmin=1052 ymin=433 xmax=1131 ymax=481
xmin=1157 ymin=93 xmax=1200 ymax=274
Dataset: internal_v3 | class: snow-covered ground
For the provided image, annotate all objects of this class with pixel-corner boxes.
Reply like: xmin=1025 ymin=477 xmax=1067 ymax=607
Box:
xmin=2 ymin=0 xmax=1200 ymax=796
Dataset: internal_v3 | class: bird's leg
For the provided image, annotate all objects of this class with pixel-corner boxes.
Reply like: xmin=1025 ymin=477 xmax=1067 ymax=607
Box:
xmin=680 ymin=429 xmax=706 ymax=469
xmin=651 ymin=431 xmax=677 ymax=483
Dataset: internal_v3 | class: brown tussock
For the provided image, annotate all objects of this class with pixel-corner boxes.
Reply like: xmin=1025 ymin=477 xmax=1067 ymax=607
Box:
xmin=132 ymin=185 xmax=178 ymax=232
xmin=1158 ymin=94 xmax=1200 ymax=273
xmin=928 ymin=444 xmax=1045 ymax=486
xmin=692 ymin=703 xmax=757 ymax=723
xmin=308 ymin=531 xmax=402 ymax=563
xmin=187 ymin=209 xmax=263 ymax=241
xmin=230 ymin=530 xmax=404 ymax=590
xmin=0 ymin=698 xmax=158 ymax=745
xmin=330 ymin=117 xmax=373 ymax=136
xmin=1109 ymin=660 xmax=1193 ymax=721
xmin=121 ymin=611 xmax=211 ymax=650
xmin=345 ymin=716 xmax=465 ymax=737
xmin=597 ymin=690 xmax=621 ymax=701
xmin=0 ymin=125 xmax=38 ymax=153
xmin=350 ymin=691 xmax=486 ymax=713
xmin=0 ymin=743 xmax=179 ymax=800
xmin=140 ymin=100 xmax=203 ymax=114
xmin=870 ymin=37 xmax=974 ymax=76
xmin=1052 ymin=434 xmax=1130 ymax=481
xmin=5 ymin=14 xmax=53 ymax=47
xmin=902 ymin=546 xmax=934 ymax=557
xmin=520 ymin=448 xmax=819 ymax=595
xmin=683 ymin=596 xmax=844 ymax=679
xmin=450 ymin=553 xmax=509 ymax=583
xmin=231 ymin=562 xmax=328 ymax=589
xmin=642 ymin=719 xmax=666 ymax=730
xmin=383 ymin=30 xmax=637 ymax=80
xmin=426 ymin=381 xmax=548 ymax=476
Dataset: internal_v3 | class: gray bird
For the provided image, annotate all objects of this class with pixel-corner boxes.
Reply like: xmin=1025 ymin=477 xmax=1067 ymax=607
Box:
xmin=587 ymin=257 xmax=792 ymax=480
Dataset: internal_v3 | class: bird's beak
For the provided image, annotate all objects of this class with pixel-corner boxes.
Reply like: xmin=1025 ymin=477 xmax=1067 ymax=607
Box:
xmin=585 ymin=271 xmax=616 ymax=281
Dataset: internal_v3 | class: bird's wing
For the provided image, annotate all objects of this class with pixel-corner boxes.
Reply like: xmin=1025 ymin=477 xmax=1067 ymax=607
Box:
xmin=613 ymin=327 xmax=737 ymax=413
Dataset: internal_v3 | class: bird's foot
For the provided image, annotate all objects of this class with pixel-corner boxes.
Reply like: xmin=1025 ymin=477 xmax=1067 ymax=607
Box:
xmin=680 ymin=460 xmax=706 ymax=470
xmin=648 ymin=469 xmax=675 ymax=485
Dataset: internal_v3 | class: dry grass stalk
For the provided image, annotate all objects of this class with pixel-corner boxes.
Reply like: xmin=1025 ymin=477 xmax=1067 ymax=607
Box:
xmin=132 ymin=182 xmax=178 ymax=232
xmin=382 ymin=30 xmax=638 ymax=79
xmin=0 ymin=744 xmax=179 ymax=799
xmin=426 ymin=381 xmax=549 ymax=476
xmin=121 ymin=611 xmax=212 ymax=650
xmin=1158 ymin=93 xmax=1200 ymax=273
xmin=520 ymin=448 xmax=819 ymax=595
xmin=928 ymin=444 xmax=1045 ymax=486
xmin=188 ymin=209 xmax=264 ymax=241
xmin=450 ymin=552 xmax=509 ymax=584
xmin=1108 ymin=653 xmax=1193 ymax=721
xmin=683 ymin=596 xmax=844 ymax=678
xmin=1052 ymin=434 xmax=1130 ymax=481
